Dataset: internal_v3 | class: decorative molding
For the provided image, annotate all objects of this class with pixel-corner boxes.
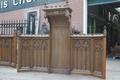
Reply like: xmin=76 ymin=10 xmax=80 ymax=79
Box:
xmin=74 ymin=40 xmax=89 ymax=48
xmin=43 ymin=7 xmax=72 ymax=18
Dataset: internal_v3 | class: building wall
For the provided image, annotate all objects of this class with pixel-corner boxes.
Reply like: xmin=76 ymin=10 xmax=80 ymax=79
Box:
xmin=0 ymin=0 xmax=83 ymax=33
xmin=69 ymin=0 xmax=83 ymax=33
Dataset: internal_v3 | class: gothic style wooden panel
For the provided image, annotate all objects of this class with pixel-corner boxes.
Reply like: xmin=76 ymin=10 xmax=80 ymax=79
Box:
xmin=70 ymin=38 xmax=91 ymax=72
xmin=17 ymin=35 xmax=50 ymax=72
xmin=70 ymin=35 xmax=106 ymax=79
xmin=0 ymin=35 xmax=16 ymax=67
xmin=0 ymin=34 xmax=106 ymax=79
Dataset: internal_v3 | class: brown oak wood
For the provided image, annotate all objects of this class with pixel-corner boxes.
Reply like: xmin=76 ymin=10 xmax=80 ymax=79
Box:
xmin=49 ymin=15 xmax=70 ymax=73
xmin=0 ymin=18 xmax=106 ymax=79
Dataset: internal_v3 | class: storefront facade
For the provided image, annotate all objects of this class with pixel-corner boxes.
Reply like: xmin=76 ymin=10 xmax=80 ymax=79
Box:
xmin=0 ymin=0 xmax=107 ymax=78
xmin=88 ymin=0 xmax=120 ymax=57
xmin=0 ymin=0 xmax=84 ymax=35
xmin=0 ymin=0 xmax=119 ymax=34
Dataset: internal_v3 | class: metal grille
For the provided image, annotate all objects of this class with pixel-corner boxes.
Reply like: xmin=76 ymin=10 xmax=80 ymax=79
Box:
xmin=0 ymin=20 xmax=28 ymax=35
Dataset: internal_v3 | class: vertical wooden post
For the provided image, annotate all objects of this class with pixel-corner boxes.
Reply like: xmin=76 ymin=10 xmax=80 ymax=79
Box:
xmin=90 ymin=38 xmax=94 ymax=73
xmin=11 ymin=32 xmax=17 ymax=67
xmin=102 ymin=36 xmax=106 ymax=79
xmin=48 ymin=36 xmax=51 ymax=73
xmin=69 ymin=37 xmax=72 ymax=73
xmin=102 ymin=26 xmax=107 ymax=79
xmin=17 ymin=32 xmax=21 ymax=72
xmin=47 ymin=17 xmax=52 ymax=73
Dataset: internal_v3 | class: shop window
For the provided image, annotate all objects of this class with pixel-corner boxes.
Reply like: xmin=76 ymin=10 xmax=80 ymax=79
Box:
xmin=27 ymin=11 xmax=37 ymax=34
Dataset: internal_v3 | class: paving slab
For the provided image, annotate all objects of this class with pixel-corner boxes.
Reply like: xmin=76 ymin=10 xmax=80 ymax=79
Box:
xmin=0 ymin=58 xmax=120 ymax=80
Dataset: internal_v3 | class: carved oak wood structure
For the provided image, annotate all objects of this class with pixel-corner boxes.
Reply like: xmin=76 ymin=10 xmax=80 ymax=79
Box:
xmin=0 ymin=7 xmax=106 ymax=79
xmin=44 ymin=7 xmax=72 ymax=73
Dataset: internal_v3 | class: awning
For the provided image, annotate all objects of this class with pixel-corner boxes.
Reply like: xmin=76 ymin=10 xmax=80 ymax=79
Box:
xmin=88 ymin=0 xmax=120 ymax=6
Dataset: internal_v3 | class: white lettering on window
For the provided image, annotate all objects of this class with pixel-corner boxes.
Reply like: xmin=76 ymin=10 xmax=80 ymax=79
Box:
xmin=13 ymin=0 xmax=18 ymax=6
xmin=19 ymin=0 xmax=22 ymax=4
xmin=4 ymin=1 xmax=8 ymax=8
xmin=26 ymin=0 xmax=32 ymax=3
xmin=0 ymin=2 xmax=3 ymax=8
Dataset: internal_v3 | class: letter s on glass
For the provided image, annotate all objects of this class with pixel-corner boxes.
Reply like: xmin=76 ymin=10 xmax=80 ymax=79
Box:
xmin=4 ymin=1 xmax=8 ymax=8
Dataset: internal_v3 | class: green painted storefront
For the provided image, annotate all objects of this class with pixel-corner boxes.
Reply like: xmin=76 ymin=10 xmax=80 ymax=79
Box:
xmin=88 ymin=0 xmax=120 ymax=5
